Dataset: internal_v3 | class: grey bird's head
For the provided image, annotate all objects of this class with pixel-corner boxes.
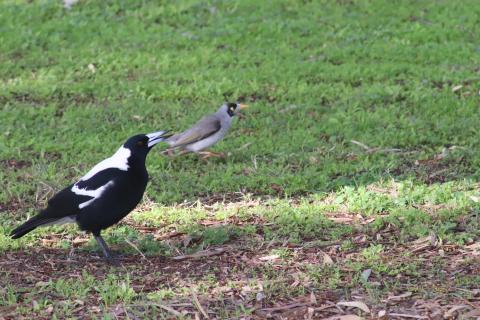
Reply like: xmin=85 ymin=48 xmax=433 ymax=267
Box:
xmin=218 ymin=102 xmax=249 ymax=117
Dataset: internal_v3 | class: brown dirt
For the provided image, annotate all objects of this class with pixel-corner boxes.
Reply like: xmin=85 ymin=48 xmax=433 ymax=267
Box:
xmin=1 ymin=230 xmax=479 ymax=319
xmin=391 ymin=156 xmax=473 ymax=184
xmin=0 ymin=159 xmax=32 ymax=170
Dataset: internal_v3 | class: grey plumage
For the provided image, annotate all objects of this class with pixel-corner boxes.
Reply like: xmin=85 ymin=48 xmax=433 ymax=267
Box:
xmin=166 ymin=102 xmax=248 ymax=154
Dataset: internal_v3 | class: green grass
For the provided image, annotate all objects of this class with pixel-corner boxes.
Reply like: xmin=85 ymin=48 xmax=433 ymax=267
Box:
xmin=1 ymin=0 xmax=480 ymax=318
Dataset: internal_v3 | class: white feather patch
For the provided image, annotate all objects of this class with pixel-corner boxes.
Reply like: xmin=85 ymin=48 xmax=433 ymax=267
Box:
xmin=43 ymin=216 xmax=77 ymax=226
xmin=72 ymin=181 xmax=115 ymax=209
xmin=80 ymin=146 xmax=131 ymax=181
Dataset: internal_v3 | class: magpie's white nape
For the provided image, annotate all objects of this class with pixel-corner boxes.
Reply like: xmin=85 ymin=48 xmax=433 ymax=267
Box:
xmin=10 ymin=130 xmax=171 ymax=265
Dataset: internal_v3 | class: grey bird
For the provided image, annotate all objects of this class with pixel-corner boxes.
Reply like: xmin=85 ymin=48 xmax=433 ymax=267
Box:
xmin=165 ymin=102 xmax=248 ymax=159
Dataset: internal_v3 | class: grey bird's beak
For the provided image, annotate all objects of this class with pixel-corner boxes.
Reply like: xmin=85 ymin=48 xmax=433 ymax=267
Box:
xmin=146 ymin=130 xmax=172 ymax=148
xmin=235 ymin=103 xmax=249 ymax=118
xmin=235 ymin=103 xmax=249 ymax=115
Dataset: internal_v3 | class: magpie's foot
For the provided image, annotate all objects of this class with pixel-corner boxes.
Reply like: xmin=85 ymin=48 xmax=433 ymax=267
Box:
xmin=94 ymin=235 xmax=122 ymax=266
xmin=103 ymin=251 xmax=122 ymax=266
xmin=105 ymin=255 xmax=121 ymax=266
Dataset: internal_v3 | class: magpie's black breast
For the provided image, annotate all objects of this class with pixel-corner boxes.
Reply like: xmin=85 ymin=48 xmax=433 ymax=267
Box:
xmin=76 ymin=170 xmax=148 ymax=234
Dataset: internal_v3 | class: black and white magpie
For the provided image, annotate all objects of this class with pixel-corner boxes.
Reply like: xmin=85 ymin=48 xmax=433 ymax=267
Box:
xmin=10 ymin=130 xmax=171 ymax=264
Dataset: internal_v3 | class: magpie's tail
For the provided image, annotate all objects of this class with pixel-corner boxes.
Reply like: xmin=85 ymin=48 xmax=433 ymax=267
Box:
xmin=10 ymin=211 xmax=57 ymax=239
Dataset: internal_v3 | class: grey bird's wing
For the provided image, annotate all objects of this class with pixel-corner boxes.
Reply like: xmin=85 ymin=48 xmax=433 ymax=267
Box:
xmin=168 ymin=115 xmax=222 ymax=147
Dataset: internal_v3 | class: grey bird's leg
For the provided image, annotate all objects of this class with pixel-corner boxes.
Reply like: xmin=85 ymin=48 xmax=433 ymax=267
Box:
xmin=94 ymin=234 xmax=119 ymax=265
xmin=198 ymin=150 xmax=225 ymax=160
xmin=161 ymin=148 xmax=176 ymax=157
xmin=161 ymin=148 xmax=190 ymax=157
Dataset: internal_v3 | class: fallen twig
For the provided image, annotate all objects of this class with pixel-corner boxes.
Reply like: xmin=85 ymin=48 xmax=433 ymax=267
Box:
xmin=388 ymin=313 xmax=428 ymax=319
xmin=154 ymin=231 xmax=186 ymax=240
xmin=238 ymin=142 xmax=252 ymax=150
xmin=258 ymin=302 xmax=309 ymax=312
xmin=191 ymin=289 xmax=209 ymax=319
xmin=124 ymin=239 xmax=151 ymax=264
xmin=350 ymin=140 xmax=403 ymax=154
xmin=350 ymin=140 xmax=371 ymax=150
xmin=279 ymin=104 xmax=300 ymax=113
xmin=131 ymin=303 xmax=182 ymax=317
xmin=302 ymin=240 xmax=341 ymax=249
xmin=172 ymin=247 xmax=226 ymax=261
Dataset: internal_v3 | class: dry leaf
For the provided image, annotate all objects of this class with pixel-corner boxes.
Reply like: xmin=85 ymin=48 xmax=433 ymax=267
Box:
xmin=386 ymin=291 xmax=412 ymax=302
xmin=241 ymin=286 xmax=252 ymax=294
xmin=72 ymin=237 xmax=89 ymax=244
xmin=256 ymin=292 xmax=265 ymax=302
xmin=324 ymin=315 xmax=364 ymax=320
xmin=87 ymin=63 xmax=96 ymax=73
xmin=270 ymin=183 xmax=284 ymax=194
xmin=465 ymin=242 xmax=480 ymax=251
xmin=323 ymin=252 xmax=334 ymax=265
xmin=328 ymin=217 xmax=354 ymax=223
xmin=389 ymin=313 xmax=427 ymax=319
xmin=307 ymin=307 xmax=315 ymax=320
xmin=111 ymin=304 xmax=125 ymax=317
xmin=259 ymin=254 xmax=280 ymax=261
xmin=361 ymin=269 xmax=372 ymax=282
xmin=444 ymin=305 xmax=470 ymax=318
xmin=452 ymin=85 xmax=463 ymax=92
xmin=74 ymin=300 xmax=84 ymax=306
xmin=337 ymin=301 xmax=370 ymax=313
xmin=35 ymin=281 xmax=50 ymax=287
xmin=172 ymin=247 xmax=226 ymax=261
xmin=64 ymin=0 xmax=79 ymax=9
xmin=463 ymin=308 xmax=480 ymax=318
xmin=91 ymin=306 xmax=101 ymax=312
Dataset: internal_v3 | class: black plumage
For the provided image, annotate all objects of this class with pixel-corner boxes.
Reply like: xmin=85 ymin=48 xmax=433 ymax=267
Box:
xmin=11 ymin=130 xmax=171 ymax=264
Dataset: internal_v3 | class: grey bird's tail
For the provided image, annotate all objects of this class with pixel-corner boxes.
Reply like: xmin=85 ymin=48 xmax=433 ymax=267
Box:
xmin=10 ymin=210 xmax=58 ymax=239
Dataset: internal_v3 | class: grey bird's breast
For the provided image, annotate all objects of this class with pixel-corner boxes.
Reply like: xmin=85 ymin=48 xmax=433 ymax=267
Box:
xmin=185 ymin=115 xmax=232 ymax=152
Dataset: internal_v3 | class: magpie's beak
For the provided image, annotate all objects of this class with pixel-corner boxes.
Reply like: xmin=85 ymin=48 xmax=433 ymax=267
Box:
xmin=146 ymin=130 xmax=172 ymax=148
xmin=238 ymin=103 xmax=249 ymax=110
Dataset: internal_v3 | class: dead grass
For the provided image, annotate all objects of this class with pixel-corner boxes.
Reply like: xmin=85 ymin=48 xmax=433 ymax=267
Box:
xmin=1 ymin=216 xmax=479 ymax=319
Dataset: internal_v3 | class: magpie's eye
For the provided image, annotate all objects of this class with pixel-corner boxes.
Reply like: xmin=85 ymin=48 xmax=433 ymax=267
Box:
xmin=137 ymin=140 xmax=145 ymax=146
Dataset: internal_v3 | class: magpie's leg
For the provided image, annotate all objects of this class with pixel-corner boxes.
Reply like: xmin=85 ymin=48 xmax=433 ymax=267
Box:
xmin=94 ymin=234 xmax=119 ymax=265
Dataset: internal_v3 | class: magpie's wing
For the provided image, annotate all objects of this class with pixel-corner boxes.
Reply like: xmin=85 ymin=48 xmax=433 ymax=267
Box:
xmin=44 ymin=184 xmax=89 ymax=217
xmin=10 ymin=167 xmax=122 ymax=239
xmin=74 ymin=168 xmax=121 ymax=190
xmin=47 ymin=168 xmax=122 ymax=214
xmin=10 ymin=181 xmax=91 ymax=239
xmin=169 ymin=115 xmax=221 ymax=147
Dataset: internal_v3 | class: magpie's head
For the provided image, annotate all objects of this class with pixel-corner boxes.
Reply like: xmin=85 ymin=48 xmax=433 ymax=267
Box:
xmin=219 ymin=102 xmax=249 ymax=117
xmin=124 ymin=130 xmax=171 ymax=157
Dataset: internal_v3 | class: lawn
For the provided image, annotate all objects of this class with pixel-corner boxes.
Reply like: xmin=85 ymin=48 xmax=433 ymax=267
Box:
xmin=1 ymin=0 xmax=479 ymax=318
